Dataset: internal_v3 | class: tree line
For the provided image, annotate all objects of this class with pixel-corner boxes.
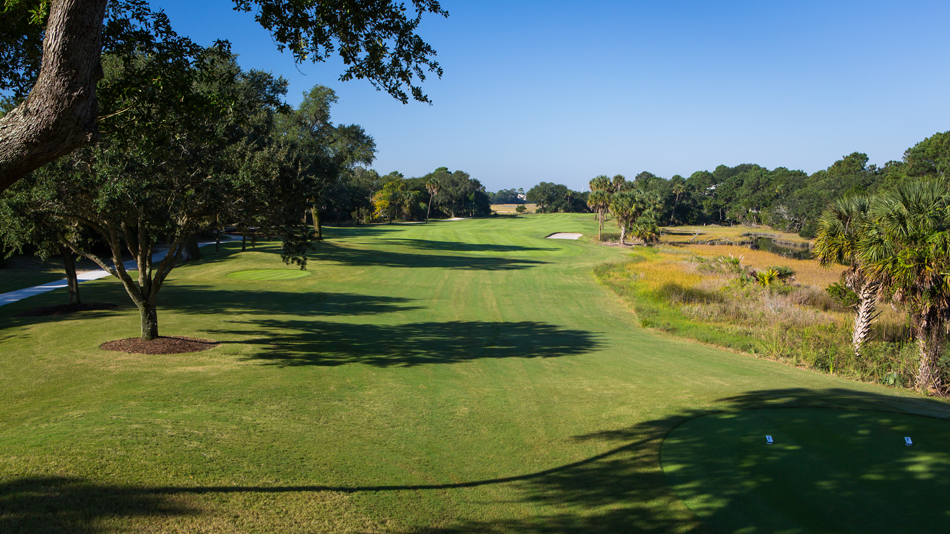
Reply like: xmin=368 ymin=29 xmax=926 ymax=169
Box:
xmin=490 ymin=132 xmax=948 ymax=239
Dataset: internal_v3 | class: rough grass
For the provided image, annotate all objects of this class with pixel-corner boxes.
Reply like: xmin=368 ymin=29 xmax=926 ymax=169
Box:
xmin=663 ymin=224 xmax=812 ymax=245
xmin=491 ymin=203 xmax=538 ymax=214
xmin=1 ymin=214 xmax=948 ymax=533
xmin=594 ymin=239 xmax=918 ymax=388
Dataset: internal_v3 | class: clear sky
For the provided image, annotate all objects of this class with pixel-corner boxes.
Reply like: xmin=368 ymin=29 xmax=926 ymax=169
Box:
xmin=156 ymin=0 xmax=950 ymax=192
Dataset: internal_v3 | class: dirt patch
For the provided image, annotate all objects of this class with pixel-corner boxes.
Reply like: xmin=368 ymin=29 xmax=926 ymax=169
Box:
xmin=17 ymin=302 xmax=118 ymax=317
xmin=100 ymin=336 xmax=220 ymax=355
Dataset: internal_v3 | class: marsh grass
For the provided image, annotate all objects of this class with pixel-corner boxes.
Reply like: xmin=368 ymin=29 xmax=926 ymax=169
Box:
xmin=595 ymin=242 xmax=919 ymax=388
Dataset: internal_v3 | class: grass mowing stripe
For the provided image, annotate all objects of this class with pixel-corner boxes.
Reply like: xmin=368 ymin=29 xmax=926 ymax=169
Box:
xmin=225 ymin=269 xmax=313 ymax=281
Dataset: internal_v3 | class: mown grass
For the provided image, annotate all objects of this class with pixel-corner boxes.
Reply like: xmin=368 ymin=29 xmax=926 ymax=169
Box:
xmin=1 ymin=214 xmax=948 ymax=533
xmin=225 ymin=268 xmax=313 ymax=281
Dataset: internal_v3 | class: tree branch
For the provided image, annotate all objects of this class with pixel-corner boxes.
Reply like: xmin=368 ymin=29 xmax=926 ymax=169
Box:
xmin=0 ymin=0 xmax=109 ymax=192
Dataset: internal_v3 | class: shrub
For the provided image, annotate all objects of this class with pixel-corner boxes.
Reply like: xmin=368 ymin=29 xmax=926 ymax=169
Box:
xmin=756 ymin=268 xmax=780 ymax=287
xmin=769 ymin=265 xmax=795 ymax=282
xmin=825 ymin=281 xmax=859 ymax=310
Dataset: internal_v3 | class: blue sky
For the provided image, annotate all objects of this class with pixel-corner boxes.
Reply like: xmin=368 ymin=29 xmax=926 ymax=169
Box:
xmin=157 ymin=0 xmax=950 ymax=192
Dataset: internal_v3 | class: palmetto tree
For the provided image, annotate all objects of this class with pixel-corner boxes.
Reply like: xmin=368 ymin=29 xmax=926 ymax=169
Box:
xmin=588 ymin=175 xmax=611 ymax=241
xmin=669 ymin=181 xmax=686 ymax=225
xmin=609 ymin=189 xmax=654 ymax=246
xmin=859 ymin=180 xmax=950 ymax=393
xmin=425 ymin=178 xmax=440 ymax=223
xmin=814 ymin=194 xmax=878 ymax=359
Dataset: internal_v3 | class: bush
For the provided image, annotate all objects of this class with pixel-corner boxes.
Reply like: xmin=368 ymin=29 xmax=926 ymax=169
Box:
xmin=826 ymin=281 xmax=859 ymax=310
xmin=769 ymin=265 xmax=795 ymax=282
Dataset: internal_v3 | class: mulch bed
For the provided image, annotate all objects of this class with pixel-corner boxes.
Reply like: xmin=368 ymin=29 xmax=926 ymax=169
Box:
xmin=100 ymin=336 xmax=220 ymax=355
xmin=16 ymin=303 xmax=118 ymax=317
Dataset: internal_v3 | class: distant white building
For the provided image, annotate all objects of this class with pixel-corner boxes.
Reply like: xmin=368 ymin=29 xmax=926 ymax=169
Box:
xmin=517 ymin=193 xmax=527 ymax=200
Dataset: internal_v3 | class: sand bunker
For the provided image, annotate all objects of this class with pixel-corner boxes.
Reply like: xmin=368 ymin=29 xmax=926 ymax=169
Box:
xmin=546 ymin=233 xmax=582 ymax=240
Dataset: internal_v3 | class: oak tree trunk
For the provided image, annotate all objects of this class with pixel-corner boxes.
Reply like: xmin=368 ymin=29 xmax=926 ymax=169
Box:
xmin=139 ymin=300 xmax=158 ymax=341
xmin=0 ymin=0 xmax=109 ymax=192
xmin=310 ymin=203 xmax=323 ymax=240
xmin=61 ymin=246 xmax=81 ymax=305
xmin=181 ymin=234 xmax=201 ymax=261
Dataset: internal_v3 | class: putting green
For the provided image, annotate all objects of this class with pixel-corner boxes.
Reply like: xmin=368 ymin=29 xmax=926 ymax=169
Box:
xmin=225 ymin=269 xmax=312 ymax=281
xmin=661 ymin=408 xmax=950 ymax=533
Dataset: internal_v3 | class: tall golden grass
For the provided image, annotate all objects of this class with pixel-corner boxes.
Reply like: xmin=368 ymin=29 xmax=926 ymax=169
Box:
xmin=595 ymin=232 xmax=918 ymax=389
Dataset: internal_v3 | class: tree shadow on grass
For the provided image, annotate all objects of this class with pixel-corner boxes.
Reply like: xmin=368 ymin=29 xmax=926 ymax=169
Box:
xmin=0 ymin=302 xmax=128 ymax=341
xmin=405 ymin=387 xmax=950 ymax=533
xmin=211 ymin=319 xmax=605 ymax=367
xmin=322 ymin=225 xmax=407 ymax=240
xmin=0 ymin=477 xmax=196 ymax=534
xmin=308 ymin=241 xmax=549 ymax=271
xmin=3 ymin=389 xmax=947 ymax=533
xmin=161 ymin=285 xmax=421 ymax=318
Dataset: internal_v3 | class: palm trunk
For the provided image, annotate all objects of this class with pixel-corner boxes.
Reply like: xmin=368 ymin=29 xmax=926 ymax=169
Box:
xmin=61 ymin=246 xmax=81 ymax=305
xmin=619 ymin=224 xmax=627 ymax=246
xmin=139 ymin=300 xmax=158 ymax=341
xmin=915 ymin=312 xmax=945 ymax=393
xmin=851 ymin=281 xmax=879 ymax=358
xmin=426 ymin=196 xmax=432 ymax=223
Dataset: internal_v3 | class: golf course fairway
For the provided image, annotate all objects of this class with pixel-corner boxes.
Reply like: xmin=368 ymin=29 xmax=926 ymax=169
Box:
xmin=1 ymin=214 xmax=948 ymax=532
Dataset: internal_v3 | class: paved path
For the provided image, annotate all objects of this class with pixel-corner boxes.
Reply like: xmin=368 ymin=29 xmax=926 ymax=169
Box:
xmin=0 ymin=237 xmax=230 ymax=308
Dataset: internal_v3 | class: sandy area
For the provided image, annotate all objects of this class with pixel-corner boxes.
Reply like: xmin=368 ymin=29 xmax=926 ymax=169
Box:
xmin=546 ymin=233 xmax=582 ymax=240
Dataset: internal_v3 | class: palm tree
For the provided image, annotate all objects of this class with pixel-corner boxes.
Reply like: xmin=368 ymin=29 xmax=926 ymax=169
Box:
xmin=859 ymin=180 xmax=950 ymax=393
xmin=609 ymin=189 xmax=653 ymax=246
xmin=588 ymin=175 xmax=610 ymax=240
xmin=669 ymin=181 xmax=686 ymax=225
xmin=425 ymin=178 xmax=440 ymax=223
xmin=611 ymin=174 xmax=627 ymax=193
xmin=813 ymin=194 xmax=878 ymax=359
xmin=587 ymin=190 xmax=610 ymax=241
